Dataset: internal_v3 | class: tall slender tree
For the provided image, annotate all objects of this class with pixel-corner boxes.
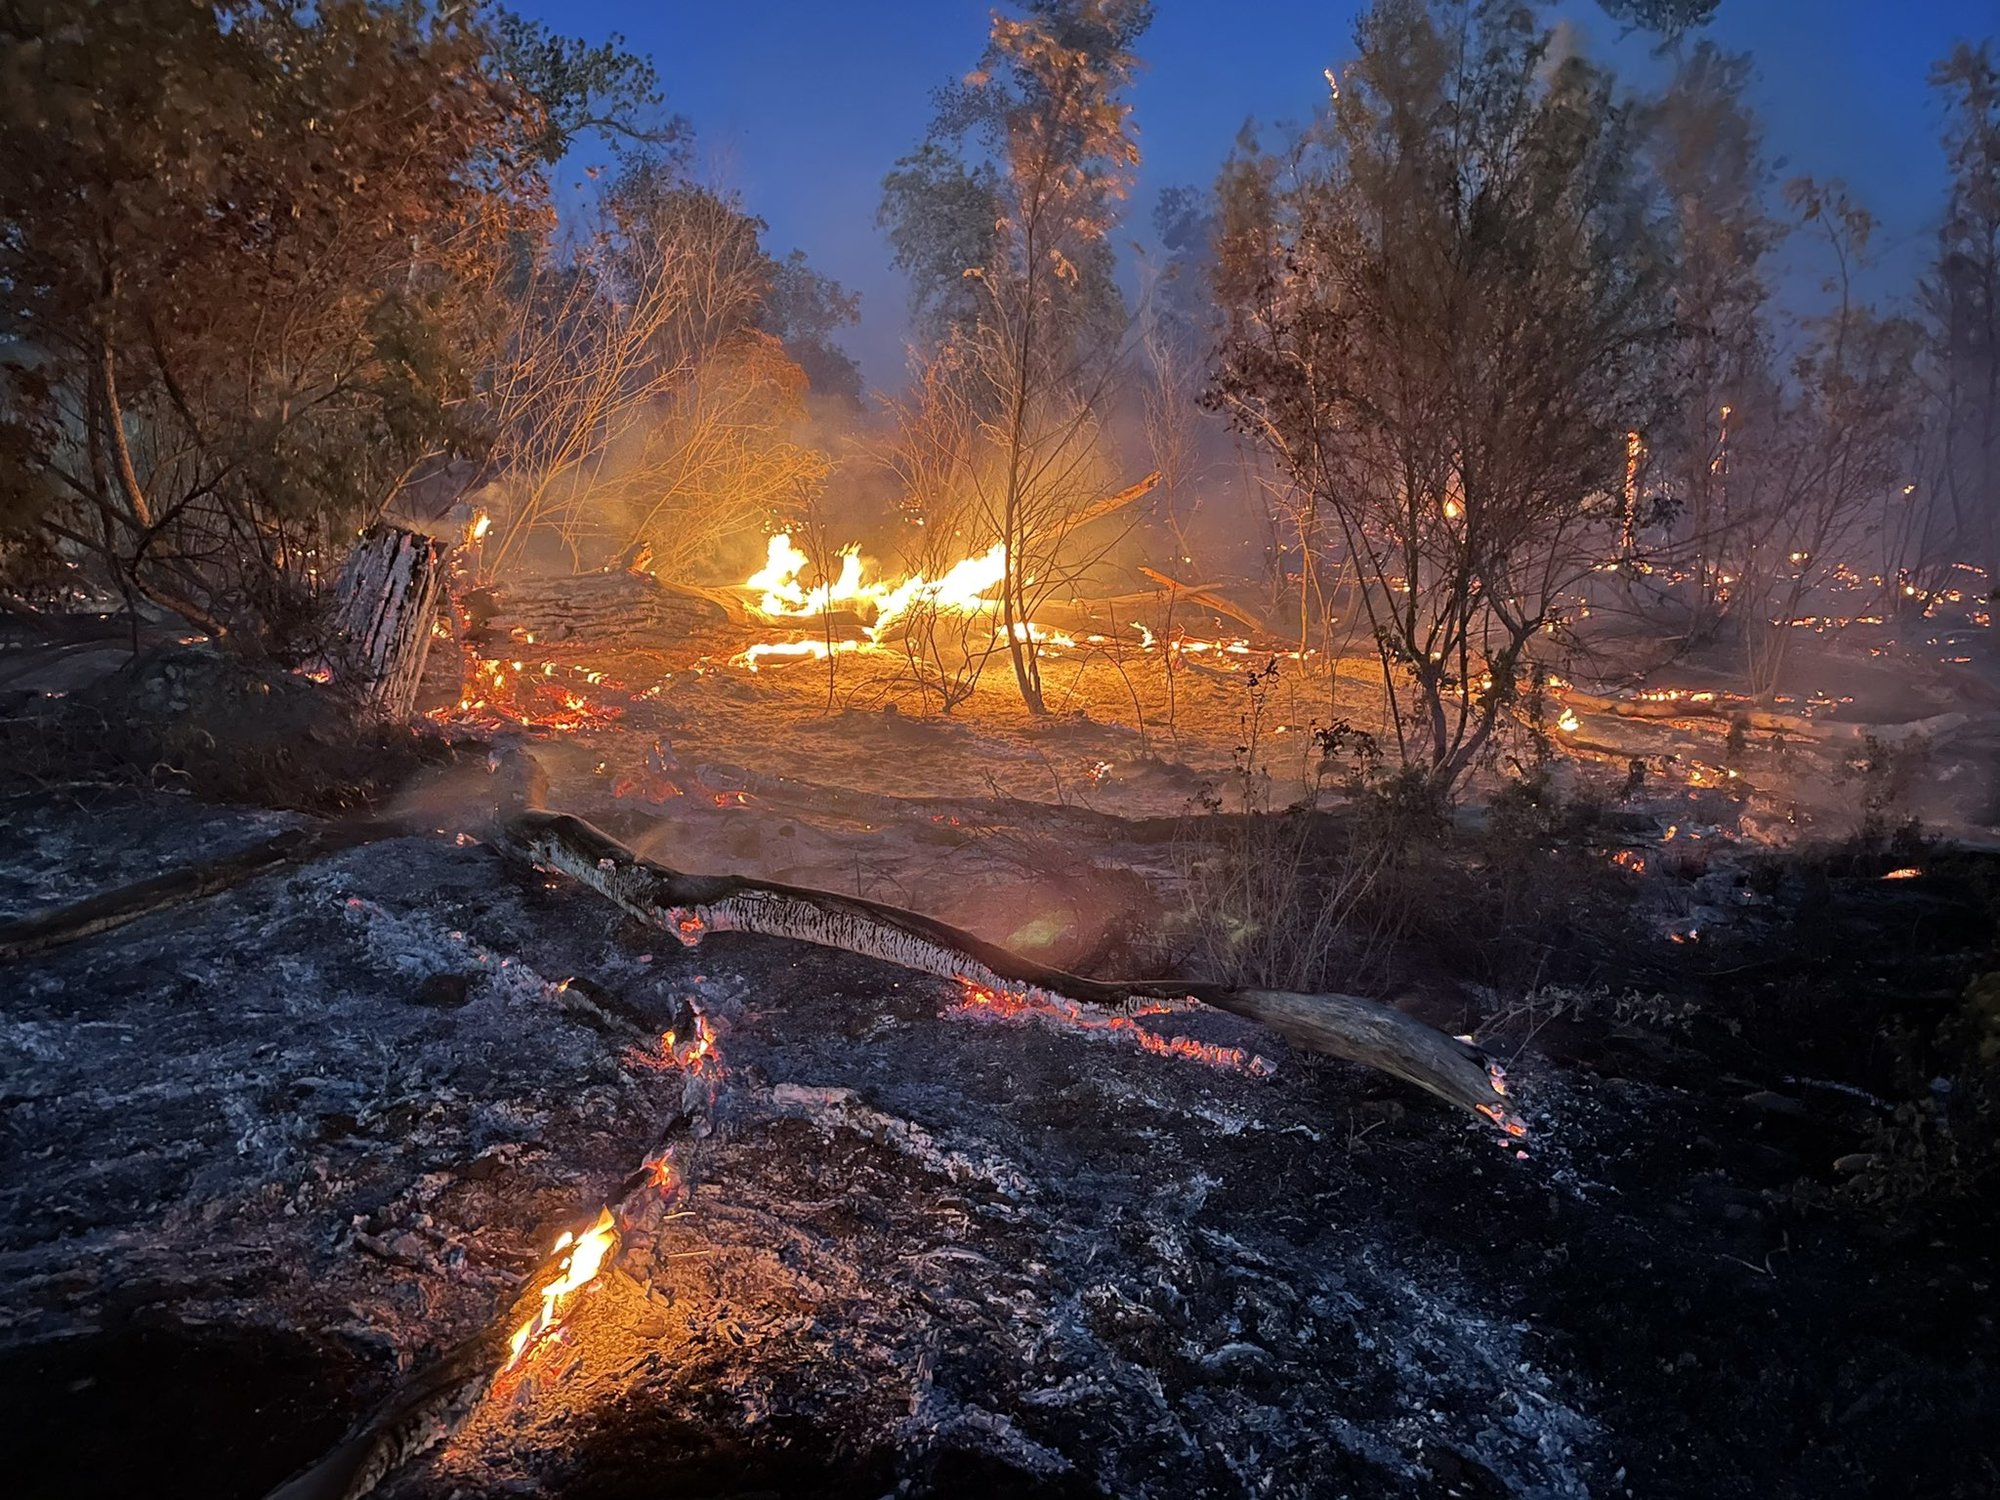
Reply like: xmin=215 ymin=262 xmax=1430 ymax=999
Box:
xmin=881 ymin=1 xmax=1151 ymax=715
xmin=1646 ymin=43 xmax=1780 ymax=629
xmin=1924 ymin=41 xmax=2000 ymax=589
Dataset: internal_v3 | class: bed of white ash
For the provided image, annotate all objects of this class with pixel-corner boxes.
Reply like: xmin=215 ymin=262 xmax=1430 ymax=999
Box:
xmin=4 ymin=793 xmax=1995 ymax=1500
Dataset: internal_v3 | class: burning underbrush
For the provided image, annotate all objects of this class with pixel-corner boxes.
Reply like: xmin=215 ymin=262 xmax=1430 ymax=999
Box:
xmin=9 ymin=523 xmax=2000 ymax=1500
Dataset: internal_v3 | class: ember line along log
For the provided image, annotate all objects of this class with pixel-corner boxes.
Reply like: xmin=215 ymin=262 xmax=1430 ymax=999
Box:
xmin=498 ymin=809 xmax=1522 ymax=1131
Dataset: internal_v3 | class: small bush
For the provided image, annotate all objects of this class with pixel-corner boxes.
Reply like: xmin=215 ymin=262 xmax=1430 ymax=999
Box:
xmin=1165 ymin=673 xmax=1637 ymax=997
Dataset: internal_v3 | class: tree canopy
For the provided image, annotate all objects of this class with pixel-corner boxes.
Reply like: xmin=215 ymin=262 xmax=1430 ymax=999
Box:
xmin=1211 ymin=0 xmax=1674 ymax=789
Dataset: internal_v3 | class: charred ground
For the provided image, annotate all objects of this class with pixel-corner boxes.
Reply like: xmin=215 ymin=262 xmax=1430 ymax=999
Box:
xmin=2 ymin=655 xmax=1997 ymax=1500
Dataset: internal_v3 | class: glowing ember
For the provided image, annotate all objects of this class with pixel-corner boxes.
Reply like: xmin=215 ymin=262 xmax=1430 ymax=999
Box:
xmin=950 ymin=979 xmax=1276 ymax=1076
xmin=1556 ymin=708 xmax=1580 ymax=734
xmin=631 ymin=1010 xmax=720 ymax=1076
xmin=642 ymin=1148 xmax=683 ymax=1195
xmin=434 ymin=657 xmax=626 ymax=733
xmin=503 ymin=1207 xmax=618 ymax=1372
xmin=741 ymin=638 xmax=861 ymax=671
xmin=1476 ymin=1101 xmax=1530 ymax=1139
xmin=1881 ymin=867 xmax=1922 ymax=881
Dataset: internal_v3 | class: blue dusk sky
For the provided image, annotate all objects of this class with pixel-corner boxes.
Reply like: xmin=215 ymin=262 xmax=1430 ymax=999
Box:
xmin=516 ymin=1 xmax=1999 ymax=387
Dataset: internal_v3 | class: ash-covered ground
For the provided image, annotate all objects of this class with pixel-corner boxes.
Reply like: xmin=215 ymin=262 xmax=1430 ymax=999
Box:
xmin=4 ymin=613 xmax=2000 ymax=1498
xmin=4 ymin=770 xmax=1998 ymax=1499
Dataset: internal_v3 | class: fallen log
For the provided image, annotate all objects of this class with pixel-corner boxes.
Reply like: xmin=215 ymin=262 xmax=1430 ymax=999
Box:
xmin=1135 ymin=566 xmax=1271 ymax=635
xmin=497 ymin=809 xmax=1521 ymax=1130
xmin=466 ymin=566 xmax=735 ymax=659
xmin=1559 ymin=687 xmax=1969 ymax=747
xmin=264 ymin=1323 xmax=505 ymax=1500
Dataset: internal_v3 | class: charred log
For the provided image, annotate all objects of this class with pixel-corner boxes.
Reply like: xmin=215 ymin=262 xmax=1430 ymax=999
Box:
xmin=497 ymin=809 xmax=1520 ymax=1129
xmin=1559 ymin=687 xmax=1969 ymax=746
xmin=465 ymin=567 xmax=736 ymax=660
xmin=263 ymin=1325 xmax=503 ymax=1500
xmin=0 ymin=820 xmax=400 ymax=962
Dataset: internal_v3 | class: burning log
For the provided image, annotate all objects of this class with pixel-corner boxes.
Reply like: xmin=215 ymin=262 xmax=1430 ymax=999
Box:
xmin=1557 ymin=686 xmax=1969 ymax=747
xmin=497 ymin=809 xmax=1521 ymax=1130
xmin=466 ymin=566 xmax=735 ymax=660
xmin=1056 ymin=468 xmax=1162 ymax=533
xmin=328 ymin=526 xmax=448 ymax=718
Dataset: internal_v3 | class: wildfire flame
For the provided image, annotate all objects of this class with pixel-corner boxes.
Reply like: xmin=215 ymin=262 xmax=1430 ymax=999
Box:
xmin=503 ymin=1207 xmax=619 ymax=1371
xmin=745 ymin=532 xmax=1008 ymax=640
xmin=732 ymin=528 xmax=1295 ymax=677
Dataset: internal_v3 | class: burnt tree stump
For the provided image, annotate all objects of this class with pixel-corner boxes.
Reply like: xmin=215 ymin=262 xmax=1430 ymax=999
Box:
xmin=329 ymin=525 xmax=447 ymax=719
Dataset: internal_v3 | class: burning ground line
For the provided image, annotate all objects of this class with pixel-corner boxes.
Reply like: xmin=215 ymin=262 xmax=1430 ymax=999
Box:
xmin=431 ymin=655 xmax=632 ymax=734
xmin=269 ymin=1031 xmax=724 ymax=1500
xmin=949 ymin=979 xmax=1277 ymax=1077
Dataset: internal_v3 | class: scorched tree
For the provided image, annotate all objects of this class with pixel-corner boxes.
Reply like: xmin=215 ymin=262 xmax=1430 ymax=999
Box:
xmin=1211 ymin=0 xmax=1673 ymax=796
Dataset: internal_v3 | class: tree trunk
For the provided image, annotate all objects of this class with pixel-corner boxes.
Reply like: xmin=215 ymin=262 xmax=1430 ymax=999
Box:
xmin=329 ymin=526 xmax=447 ymax=718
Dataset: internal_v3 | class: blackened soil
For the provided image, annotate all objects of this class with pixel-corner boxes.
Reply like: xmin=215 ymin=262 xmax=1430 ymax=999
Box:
xmin=5 ymin=804 xmax=1999 ymax=1499
xmin=1 ymin=1323 xmax=377 ymax=1500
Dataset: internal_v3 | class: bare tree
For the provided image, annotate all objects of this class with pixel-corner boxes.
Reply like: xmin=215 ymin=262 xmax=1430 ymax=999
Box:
xmin=1730 ymin=184 xmax=1920 ymax=701
xmin=1211 ymin=0 xmax=1671 ymax=796
xmin=475 ymin=178 xmax=828 ymax=581
xmin=881 ymin=0 xmax=1151 ymax=715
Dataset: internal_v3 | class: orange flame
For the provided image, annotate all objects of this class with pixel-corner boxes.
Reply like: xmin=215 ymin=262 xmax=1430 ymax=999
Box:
xmin=951 ymin=979 xmax=1276 ymax=1076
xmin=503 ymin=1207 xmax=619 ymax=1372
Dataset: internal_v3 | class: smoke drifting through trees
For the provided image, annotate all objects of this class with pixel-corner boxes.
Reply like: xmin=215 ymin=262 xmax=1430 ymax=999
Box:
xmin=1 ymin=0 xmax=1995 ymax=795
